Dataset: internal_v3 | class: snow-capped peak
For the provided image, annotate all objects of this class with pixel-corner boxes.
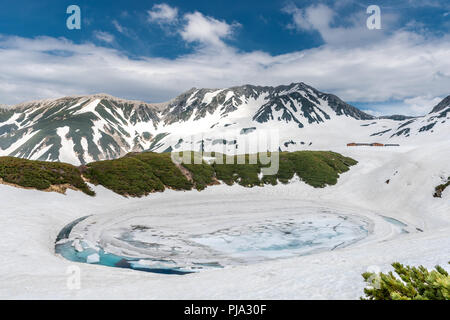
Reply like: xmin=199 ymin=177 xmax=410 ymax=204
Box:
xmin=0 ymin=83 xmax=448 ymax=165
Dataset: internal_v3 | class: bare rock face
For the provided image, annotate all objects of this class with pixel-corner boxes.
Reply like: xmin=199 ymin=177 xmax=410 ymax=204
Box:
xmin=430 ymin=95 xmax=450 ymax=115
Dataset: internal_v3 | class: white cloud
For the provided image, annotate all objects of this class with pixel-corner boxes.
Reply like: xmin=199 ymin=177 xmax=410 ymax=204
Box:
xmin=180 ymin=11 xmax=239 ymax=47
xmin=403 ymin=95 xmax=443 ymax=115
xmin=146 ymin=4 xmax=239 ymax=48
xmin=112 ymin=20 xmax=136 ymax=39
xmin=362 ymin=109 xmax=383 ymax=117
xmin=93 ymin=31 xmax=115 ymax=43
xmin=0 ymin=28 xmax=449 ymax=116
xmin=361 ymin=94 xmax=446 ymax=116
xmin=147 ymin=3 xmax=178 ymax=24
xmin=112 ymin=20 xmax=125 ymax=34
xmin=282 ymin=3 xmax=398 ymax=47
xmin=406 ymin=0 xmax=447 ymax=8
xmin=284 ymin=3 xmax=334 ymax=31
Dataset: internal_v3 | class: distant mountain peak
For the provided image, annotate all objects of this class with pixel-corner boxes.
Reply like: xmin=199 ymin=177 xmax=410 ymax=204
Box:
xmin=430 ymin=95 xmax=450 ymax=114
xmin=10 ymin=93 xmax=169 ymax=112
xmin=165 ymin=81 xmax=375 ymax=125
xmin=377 ymin=115 xmax=417 ymax=121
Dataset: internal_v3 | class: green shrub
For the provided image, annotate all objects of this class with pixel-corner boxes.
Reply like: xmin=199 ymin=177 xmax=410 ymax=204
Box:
xmin=278 ymin=151 xmax=357 ymax=187
xmin=180 ymin=151 xmax=215 ymax=190
xmin=130 ymin=152 xmax=193 ymax=190
xmin=361 ymin=262 xmax=450 ymax=300
xmin=83 ymin=156 xmax=165 ymax=197
xmin=434 ymin=177 xmax=450 ymax=198
xmin=0 ymin=156 xmax=94 ymax=195
xmin=212 ymin=153 xmax=262 ymax=187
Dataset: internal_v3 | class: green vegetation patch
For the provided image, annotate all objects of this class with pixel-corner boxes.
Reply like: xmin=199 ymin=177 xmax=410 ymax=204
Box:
xmin=0 ymin=108 xmax=14 ymax=123
xmin=83 ymin=156 xmax=164 ymax=197
xmin=0 ymin=156 xmax=94 ymax=195
xmin=434 ymin=177 xmax=450 ymax=198
xmin=179 ymin=152 xmax=215 ymax=190
xmin=84 ymin=152 xmax=193 ymax=196
xmin=212 ymin=153 xmax=262 ymax=187
xmin=280 ymin=151 xmax=357 ymax=187
xmin=362 ymin=262 xmax=450 ymax=300
xmin=207 ymin=151 xmax=357 ymax=188
xmin=127 ymin=152 xmax=193 ymax=190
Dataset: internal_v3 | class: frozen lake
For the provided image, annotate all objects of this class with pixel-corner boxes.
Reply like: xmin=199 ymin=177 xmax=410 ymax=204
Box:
xmin=55 ymin=208 xmax=371 ymax=274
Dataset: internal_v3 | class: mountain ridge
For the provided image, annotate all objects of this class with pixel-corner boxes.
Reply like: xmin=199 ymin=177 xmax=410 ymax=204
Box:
xmin=7 ymin=93 xmax=168 ymax=112
xmin=430 ymin=95 xmax=450 ymax=114
xmin=0 ymin=82 xmax=448 ymax=165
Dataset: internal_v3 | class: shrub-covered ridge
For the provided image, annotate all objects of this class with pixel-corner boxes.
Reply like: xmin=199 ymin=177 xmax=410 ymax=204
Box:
xmin=0 ymin=156 xmax=94 ymax=195
xmin=0 ymin=150 xmax=358 ymax=197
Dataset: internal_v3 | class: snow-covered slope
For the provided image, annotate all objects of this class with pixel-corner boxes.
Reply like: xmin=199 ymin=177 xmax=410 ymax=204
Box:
xmin=0 ymin=84 xmax=448 ymax=165
xmin=372 ymin=95 xmax=450 ymax=143
xmin=0 ymin=94 xmax=163 ymax=165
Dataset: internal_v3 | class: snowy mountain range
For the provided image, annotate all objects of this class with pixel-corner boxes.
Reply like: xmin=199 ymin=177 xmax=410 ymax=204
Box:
xmin=0 ymin=82 xmax=448 ymax=165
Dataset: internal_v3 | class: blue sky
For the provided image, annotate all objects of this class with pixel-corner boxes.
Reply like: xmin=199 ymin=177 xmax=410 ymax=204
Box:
xmin=0 ymin=0 xmax=449 ymax=115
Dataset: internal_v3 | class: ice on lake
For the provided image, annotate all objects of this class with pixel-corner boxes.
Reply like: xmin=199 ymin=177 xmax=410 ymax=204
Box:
xmin=55 ymin=209 xmax=370 ymax=274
